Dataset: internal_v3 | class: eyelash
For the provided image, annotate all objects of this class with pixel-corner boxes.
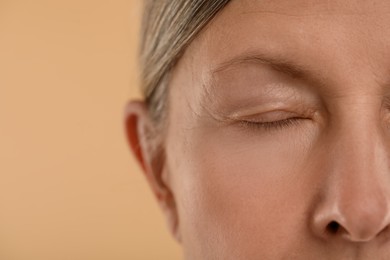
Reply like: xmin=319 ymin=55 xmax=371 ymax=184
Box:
xmin=238 ymin=117 xmax=304 ymax=131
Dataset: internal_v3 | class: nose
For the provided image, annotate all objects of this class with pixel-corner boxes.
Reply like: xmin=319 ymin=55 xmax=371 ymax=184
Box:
xmin=312 ymin=124 xmax=390 ymax=242
xmin=313 ymin=188 xmax=390 ymax=242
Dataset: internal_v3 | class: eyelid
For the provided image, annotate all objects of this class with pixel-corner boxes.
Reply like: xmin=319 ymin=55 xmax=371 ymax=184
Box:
xmin=239 ymin=117 xmax=305 ymax=131
xmin=236 ymin=110 xmax=301 ymax=123
xmin=230 ymin=109 xmax=314 ymax=132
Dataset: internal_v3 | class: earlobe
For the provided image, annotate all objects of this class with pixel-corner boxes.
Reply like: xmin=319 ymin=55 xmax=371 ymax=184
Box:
xmin=124 ymin=100 xmax=181 ymax=242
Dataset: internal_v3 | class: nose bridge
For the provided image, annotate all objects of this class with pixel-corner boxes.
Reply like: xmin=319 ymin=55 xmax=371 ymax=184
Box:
xmin=335 ymin=110 xmax=383 ymax=182
xmin=336 ymin=125 xmax=388 ymax=223
xmin=313 ymin=107 xmax=390 ymax=242
xmin=326 ymin=94 xmax=385 ymax=175
xmin=334 ymin=103 xmax=389 ymax=187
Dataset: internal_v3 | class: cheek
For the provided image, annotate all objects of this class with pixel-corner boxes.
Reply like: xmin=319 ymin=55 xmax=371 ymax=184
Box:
xmin=169 ymin=126 xmax=318 ymax=258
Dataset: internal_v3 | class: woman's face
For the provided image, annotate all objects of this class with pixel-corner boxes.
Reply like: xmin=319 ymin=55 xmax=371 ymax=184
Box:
xmin=130 ymin=0 xmax=390 ymax=259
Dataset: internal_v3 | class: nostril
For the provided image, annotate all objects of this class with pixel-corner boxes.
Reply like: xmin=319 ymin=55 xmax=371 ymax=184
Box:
xmin=327 ymin=221 xmax=340 ymax=234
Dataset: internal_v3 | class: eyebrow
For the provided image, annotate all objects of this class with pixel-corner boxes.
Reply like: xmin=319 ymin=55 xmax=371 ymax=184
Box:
xmin=211 ymin=52 xmax=323 ymax=85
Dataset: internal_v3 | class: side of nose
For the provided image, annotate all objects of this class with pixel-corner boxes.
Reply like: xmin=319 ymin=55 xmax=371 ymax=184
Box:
xmin=312 ymin=124 xmax=390 ymax=242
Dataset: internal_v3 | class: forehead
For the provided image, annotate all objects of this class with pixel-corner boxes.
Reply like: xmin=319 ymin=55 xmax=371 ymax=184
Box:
xmin=234 ymin=0 xmax=390 ymax=15
xmin=175 ymin=0 xmax=390 ymax=93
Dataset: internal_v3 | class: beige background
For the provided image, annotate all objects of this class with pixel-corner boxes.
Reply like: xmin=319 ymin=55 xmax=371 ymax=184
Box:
xmin=0 ymin=0 xmax=181 ymax=259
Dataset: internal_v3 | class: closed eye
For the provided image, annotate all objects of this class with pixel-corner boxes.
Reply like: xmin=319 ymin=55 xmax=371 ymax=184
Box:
xmin=238 ymin=117 xmax=306 ymax=132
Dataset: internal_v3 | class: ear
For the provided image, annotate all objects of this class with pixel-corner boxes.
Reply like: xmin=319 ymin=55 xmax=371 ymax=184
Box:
xmin=124 ymin=100 xmax=181 ymax=242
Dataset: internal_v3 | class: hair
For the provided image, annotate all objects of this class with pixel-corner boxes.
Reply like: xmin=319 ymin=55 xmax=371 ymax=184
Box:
xmin=139 ymin=0 xmax=231 ymax=127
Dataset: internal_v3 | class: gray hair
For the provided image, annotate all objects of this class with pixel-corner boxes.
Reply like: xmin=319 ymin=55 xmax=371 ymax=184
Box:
xmin=139 ymin=0 xmax=231 ymax=126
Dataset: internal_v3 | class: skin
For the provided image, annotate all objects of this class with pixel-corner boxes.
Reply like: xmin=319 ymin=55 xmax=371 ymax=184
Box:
xmin=126 ymin=0 xmax=390 ymax=259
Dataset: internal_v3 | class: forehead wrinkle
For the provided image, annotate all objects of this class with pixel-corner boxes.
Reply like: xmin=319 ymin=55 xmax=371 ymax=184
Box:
xmin=239 ymin=9 xmax=378 ymax=18
xmin=237 ymin=0 xmax=390 ymax=18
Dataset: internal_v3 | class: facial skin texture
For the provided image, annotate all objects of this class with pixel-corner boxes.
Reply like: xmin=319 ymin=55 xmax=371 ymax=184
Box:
xmin=126 ymin=0 xmax=390 ymax=259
